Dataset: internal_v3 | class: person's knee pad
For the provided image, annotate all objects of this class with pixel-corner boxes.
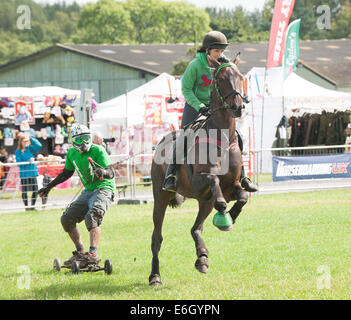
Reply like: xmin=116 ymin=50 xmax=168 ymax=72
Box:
xmin=61 ymin=213 xmax=76 ymax=232
xmin=85 ymin=206 xmax=105 ymax=231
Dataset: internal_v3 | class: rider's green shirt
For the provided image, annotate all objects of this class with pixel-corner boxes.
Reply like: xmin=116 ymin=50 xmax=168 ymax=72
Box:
xmin=65 ymin=144 xmax=116 ymax=193
xmin=181 ymin=52 xmax=229 ymax=112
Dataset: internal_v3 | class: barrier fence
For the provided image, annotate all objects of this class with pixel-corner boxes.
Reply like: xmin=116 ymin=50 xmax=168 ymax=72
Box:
xmin=251 ymin=144 xmax=351 ymax=194
xmin=0 ymin=153 xmax=153 ymax=213
xmin=1 ymin=145 xmax=351 ymax=212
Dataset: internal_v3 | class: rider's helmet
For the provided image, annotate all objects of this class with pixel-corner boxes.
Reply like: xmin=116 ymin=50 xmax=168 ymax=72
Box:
xmin=70 ymin=123 xmax=92 ymax=153
xmin=202 ymin=31 xmax=229 ymax=50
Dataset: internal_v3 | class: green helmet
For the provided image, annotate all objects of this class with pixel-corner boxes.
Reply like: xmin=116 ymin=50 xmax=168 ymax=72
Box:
xmin=202 ymin=31 xmax=229 ymax=50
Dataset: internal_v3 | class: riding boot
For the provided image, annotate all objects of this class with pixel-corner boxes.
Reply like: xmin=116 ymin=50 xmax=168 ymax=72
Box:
xmin=162 ymin=163 xmax=177 ymax=192
xmin=162 ymin=143 xmax=178 ymax=193
xmin=240 ymin=165 xmax=258 ymax=192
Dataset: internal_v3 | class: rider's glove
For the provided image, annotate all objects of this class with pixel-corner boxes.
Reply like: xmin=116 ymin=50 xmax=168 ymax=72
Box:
xmin=199 ymin=106 xmax=209 ymax=116
xmin=94 ymin=168 xmax=104 ymax=179
xmin=242 ymin=94 xmax=250 ymax=104
xmin=38 ymin=186 xmax=51 ymax=198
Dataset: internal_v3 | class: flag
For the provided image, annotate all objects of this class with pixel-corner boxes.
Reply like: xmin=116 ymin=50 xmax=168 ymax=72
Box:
xmin=283 ymin=19 xmax=301 ymax=79
xmin=266 ymin=0 xmax=296 ymax=70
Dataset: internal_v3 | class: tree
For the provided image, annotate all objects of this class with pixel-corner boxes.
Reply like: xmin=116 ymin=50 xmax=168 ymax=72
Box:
xmin=75 ymin=0 xmax=132 ymax=44
xmin=330 ymin=0 xmax=351 ymax=38
xmin=261 ymin=0 xmax=347 ymax=40
xmin=206 ymin=6 xmax=268 ymax=43
xmin=124 ymin=0 xmax=167 ymax=43
xmin=162 ymin=1 xmax=210 ymax=44
xmin=172 ymin=45 xmax=198 ymax=75
xmin=0 ymin=31 xmax=40 ymax=65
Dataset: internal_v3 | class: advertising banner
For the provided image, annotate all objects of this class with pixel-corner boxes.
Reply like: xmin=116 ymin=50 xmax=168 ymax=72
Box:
xmin=272 ymin=154 xmax=351 ymax=181
xmin=15 ymin=97 xmax=35 ymax=126
xmin=145 ymin=95 xmax=162 ymax=125
xmin=283 ymin=19 xmax=301 ymax=79
xmin=2 ymin=166 xmax=20 ymax=193
xmin=266 ymin=0 xmax=296 ymax=70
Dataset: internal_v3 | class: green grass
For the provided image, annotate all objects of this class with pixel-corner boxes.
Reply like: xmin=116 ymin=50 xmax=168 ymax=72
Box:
xmin=1 ymin=189 xmax=351 ymax=300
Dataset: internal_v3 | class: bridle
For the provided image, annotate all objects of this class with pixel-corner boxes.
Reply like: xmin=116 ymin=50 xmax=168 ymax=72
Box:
xmin=212 ymin=62 xmax=248 ymax=115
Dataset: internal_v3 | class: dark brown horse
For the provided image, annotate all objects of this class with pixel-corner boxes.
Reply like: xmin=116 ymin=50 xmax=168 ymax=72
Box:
xmin=149 ymin=57 xmax=249 ymax=285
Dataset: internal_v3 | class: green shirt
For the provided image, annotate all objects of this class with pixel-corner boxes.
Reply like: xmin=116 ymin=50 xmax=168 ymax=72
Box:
xmin=65 ymin=144 xmax=116 ymax=192
xmin=182 ymin=52 xmax=213 ymax=112
xmin=182 ymin=52 xmax=231 ymax=112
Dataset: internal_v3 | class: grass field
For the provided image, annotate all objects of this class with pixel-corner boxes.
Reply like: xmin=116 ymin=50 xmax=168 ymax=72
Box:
xmin=1 ymin=189 xmax=351 ymax=300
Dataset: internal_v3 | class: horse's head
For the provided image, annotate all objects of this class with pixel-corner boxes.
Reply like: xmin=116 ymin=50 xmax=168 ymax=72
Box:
xmin=207 ymin=55 xmax=246 ymax=118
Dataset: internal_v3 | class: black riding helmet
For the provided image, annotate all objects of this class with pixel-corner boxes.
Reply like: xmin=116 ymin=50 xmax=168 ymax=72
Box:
xmin=202 ymin=31 xmax=229 ymax=50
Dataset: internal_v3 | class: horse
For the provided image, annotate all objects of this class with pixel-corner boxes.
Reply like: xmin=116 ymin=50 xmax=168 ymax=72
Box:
xmin=148 ymin=57 xmax=249 ymax=285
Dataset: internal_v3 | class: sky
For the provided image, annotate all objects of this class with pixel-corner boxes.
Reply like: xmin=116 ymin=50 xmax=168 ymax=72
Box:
xmin=33 ymin=0 xmax=267 ymax=12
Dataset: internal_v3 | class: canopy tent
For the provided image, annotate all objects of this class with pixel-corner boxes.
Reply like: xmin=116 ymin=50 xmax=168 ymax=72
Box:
xmin=0 ymin=86 xmax=81 ymax=98
xmin=283 ymin=73 xmax=351 ymax=113
xmin=244 ymin=67 xmax=351 ymax=173
xmin=247 ymin=67 xmax=351 ymax=113
xmin=91 ymin=73 xmax=183 ymax=137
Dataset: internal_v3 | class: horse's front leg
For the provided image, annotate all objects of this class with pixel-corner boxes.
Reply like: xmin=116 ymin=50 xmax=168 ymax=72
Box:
xmin=228 ymin=184 xmax=248 ymax=223
xmin=192 ymin=172 xmax=227 ymax=213
xmin=191 ymin=199 xmax=214 ymax=274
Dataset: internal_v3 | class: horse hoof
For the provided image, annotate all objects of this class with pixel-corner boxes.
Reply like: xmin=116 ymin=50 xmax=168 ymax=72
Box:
xmin=216 ymin=224 xmax=233 ymax=231
xmin=195 ymin=256 xmax=209 ymax=274
xmin=214 ymin=198 xmax=227 ymax=213
xmin=149 ymin=274 xmax=162 ymax=286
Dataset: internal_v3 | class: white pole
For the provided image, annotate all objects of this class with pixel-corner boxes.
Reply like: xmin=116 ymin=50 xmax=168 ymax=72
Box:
xmin=125 ymin=90 xmax=131 ymax=198
xmin=249 ymin=75 xmax=257 ymax=186
xmin=260 ymin=68 xmax=267 ymax=174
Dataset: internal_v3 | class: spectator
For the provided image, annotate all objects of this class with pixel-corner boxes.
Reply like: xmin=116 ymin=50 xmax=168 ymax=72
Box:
xmin=15 ymin=135 xmax=42 ymax=211
xmin=92 ymin=131 xmax=111 ymax=155
xmin=0 ymin=148 xmax=9 ymax=189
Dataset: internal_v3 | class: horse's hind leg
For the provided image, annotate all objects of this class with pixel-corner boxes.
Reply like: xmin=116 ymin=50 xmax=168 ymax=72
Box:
xmin=149 ymin=192 xmax=170 ymax=286
xmin=191 ymin=199 xmax=214 ymax=274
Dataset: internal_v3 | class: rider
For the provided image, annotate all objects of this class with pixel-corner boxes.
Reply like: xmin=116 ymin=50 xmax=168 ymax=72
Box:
xmin=162 ymin=30 xmax=258 ymax=193
xmin=38 ymin=123 xmax=116 ymax=267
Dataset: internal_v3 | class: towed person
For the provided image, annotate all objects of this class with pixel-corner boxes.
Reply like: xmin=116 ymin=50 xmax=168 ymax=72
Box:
xmin=38 ymin=123 xmax=116 ymax=268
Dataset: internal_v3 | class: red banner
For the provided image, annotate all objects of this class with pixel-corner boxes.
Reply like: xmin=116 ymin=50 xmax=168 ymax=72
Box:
xmin=266 ymin=0 xmax=295 ymax=70
xmin=15 ymin=97 xmax=35 ymax=125
xmin=38 ymin=164 xmax=64 ymax=178
xmin=2 ymin=166 xmax=20 ymax=193
xmin=165 ymin=96 xmax=185 ymax=127
xmin=145 ymin=95 xmax=162 ymax=125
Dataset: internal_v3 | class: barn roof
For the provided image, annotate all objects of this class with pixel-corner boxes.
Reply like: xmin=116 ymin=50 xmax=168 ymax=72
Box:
xmin=1 ymin=39 xmax=351 ymax=86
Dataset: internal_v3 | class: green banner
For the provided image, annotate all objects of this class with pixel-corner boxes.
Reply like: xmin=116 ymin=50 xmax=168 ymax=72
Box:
xmin=283 ymin=19 xmax=301 ymax=79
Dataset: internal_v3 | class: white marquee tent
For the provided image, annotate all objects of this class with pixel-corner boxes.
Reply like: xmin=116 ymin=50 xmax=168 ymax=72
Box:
xmin=0 ymin=86 xmax=81 ymax=98
xmin=91 ymin=73 xmax=182 ymax=137
xmin=243 ymin=67 xmax=351 ymax=173
xmin=247 ymin=67 xmax=351 ymax=114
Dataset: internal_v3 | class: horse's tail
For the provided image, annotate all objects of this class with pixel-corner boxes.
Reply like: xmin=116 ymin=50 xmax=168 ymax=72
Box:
xmin=168 ymin=193 xmax=184 ymax=208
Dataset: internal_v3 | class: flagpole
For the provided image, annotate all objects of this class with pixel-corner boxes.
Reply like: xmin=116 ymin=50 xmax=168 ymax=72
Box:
xmin=261 ymin=0 xmax=296 ymax=173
